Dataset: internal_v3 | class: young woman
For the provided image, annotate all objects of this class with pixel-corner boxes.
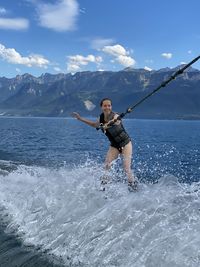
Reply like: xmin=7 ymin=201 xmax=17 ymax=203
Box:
xmin=72 ymin=98 xmax=138 ymax=191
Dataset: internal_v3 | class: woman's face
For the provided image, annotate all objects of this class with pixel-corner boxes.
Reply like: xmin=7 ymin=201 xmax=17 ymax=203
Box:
xmin=101 ymin=100 xmax=112 ymax=114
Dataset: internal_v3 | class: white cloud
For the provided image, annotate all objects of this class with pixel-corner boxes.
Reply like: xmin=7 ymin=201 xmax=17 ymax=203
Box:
xmin=144 ymin=66 xmax=152 ymax=71
xmin=80 ymin=7 xmax=86 ymax=14
xmin=0 ymin=18 xmax=29 ymax=30
xmin=84 ymin=100 xmax=96 ymax=111
xmin=102 ymin=44 xmax=136 ymax=67
xmin=0 ymin=7 xmax=7 ymax=15
xmin=116 ymin=55 xmax=135 ymax=67
xmin=161 ymin=53 xmax=172 ymax=59
xmin=67 ymin=54 xmax=103 ymax=72
xmin=16 ymin=68 xmax=21 ymax=73
xmin=188 ymin=50 xmax=192 ymax=54
xmin=102 ymin=44 xmax=127 ymax=57
xmin=67 ymin=63 xmax=80 ymax=72
xmin=54 ymin=67 xmax=62 ymax=72
xmin=0 ymin=43 xmax=50 ymax=68
xmin=37 ymin=0 xmax=79 ymax=32
xmin=91 ymin=38 xmax=115 ymax=50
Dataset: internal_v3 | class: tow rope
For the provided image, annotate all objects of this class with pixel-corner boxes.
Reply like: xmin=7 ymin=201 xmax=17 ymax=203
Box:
xmin=97 ymin=55 xmax=200 ymax=130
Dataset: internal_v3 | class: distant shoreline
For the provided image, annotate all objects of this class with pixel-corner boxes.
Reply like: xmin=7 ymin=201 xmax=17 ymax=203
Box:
xmin=0 ymin=115 xmax=200 ymax=121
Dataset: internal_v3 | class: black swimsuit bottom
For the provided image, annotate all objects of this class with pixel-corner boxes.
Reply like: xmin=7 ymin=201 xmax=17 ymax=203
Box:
xmin=110 ymin=138 xmax=131 ymax=153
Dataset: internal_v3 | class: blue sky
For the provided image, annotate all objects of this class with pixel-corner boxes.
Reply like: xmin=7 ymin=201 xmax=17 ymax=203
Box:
xmin=0 ymin=0 xmax=200 ymax=78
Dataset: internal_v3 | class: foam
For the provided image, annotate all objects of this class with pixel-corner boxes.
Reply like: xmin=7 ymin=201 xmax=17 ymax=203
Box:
xmin=0 ymin=160 xmax=200 ymax=266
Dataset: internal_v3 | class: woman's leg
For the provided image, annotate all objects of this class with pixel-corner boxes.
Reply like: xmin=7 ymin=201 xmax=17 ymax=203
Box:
xmin=101 ymin=146 xmax=119 ymax=185
xmin=105 ymin=146 xmax=120 ymax=170
xmin=121 ymin=141 xmax=135 ymax=183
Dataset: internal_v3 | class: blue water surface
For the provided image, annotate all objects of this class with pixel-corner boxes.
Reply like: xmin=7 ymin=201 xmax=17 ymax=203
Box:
xmin=0 ymin=117 xmax=199 ymax=183
xmin=0 ymin=117 xmax=200 ymax=267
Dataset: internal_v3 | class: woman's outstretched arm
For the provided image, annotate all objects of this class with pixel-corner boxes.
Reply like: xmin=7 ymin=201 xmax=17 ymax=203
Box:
xmin=72 ymin=112 xmax=99 ymax=128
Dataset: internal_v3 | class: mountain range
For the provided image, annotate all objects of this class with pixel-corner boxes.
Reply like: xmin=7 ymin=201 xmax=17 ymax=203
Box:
xmin=0 ymin=65 xmax=200 ymax=119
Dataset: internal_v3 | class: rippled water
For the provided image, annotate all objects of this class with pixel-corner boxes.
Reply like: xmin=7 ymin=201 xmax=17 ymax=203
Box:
xmin=0 ymin=117 xmax=200 ymax=266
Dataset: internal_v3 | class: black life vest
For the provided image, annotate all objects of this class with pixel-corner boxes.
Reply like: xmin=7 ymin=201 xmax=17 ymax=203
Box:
xmin=99 ymin=112 xmax=131 ymax=150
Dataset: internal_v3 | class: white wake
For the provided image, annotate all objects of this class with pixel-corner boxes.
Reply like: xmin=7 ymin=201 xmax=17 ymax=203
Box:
xmin=0 ymin=160 xmax=200 ymax=267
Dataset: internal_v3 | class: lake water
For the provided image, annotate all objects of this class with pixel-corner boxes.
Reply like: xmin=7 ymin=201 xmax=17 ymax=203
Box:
xmin=0 ymin=117 xmax=200 ymax=267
